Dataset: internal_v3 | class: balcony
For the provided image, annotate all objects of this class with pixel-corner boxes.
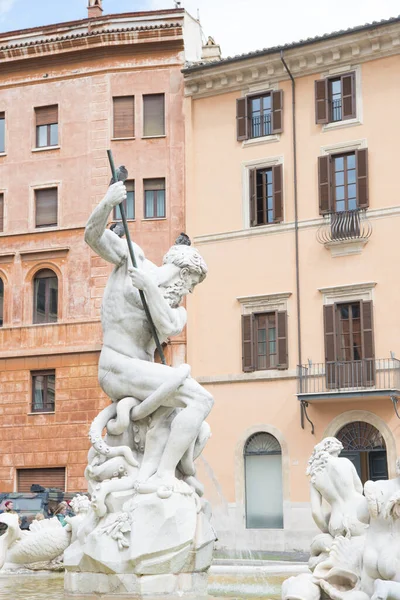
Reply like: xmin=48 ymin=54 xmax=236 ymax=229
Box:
xmin=317 ymin=209 xmax=372 ymax=257
xmin=298 ymin=358 xmax=400 ymax=402
xmin=250 ymin=113 xmax=272 ymax=139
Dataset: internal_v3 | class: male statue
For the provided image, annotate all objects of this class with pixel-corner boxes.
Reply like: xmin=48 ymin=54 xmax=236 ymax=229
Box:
xmin=84 ymin=181 xmax=214 ymax=489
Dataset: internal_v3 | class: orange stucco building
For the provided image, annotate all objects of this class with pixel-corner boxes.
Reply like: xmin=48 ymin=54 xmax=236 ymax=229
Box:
xmin=184 ymin=17 xmax=400 ymax=551
xmin=0 ymin=3 xmax=203 ymax=493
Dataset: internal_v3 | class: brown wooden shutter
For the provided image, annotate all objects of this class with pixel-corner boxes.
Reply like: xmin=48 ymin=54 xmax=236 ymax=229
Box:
xmin=361 ymin=300 xmax=375 ymax=386
xmin=318 ymin=154 xmax=332 ymax=214
xmin=35 ymin=105 xmax=58 ymax=126
xmin=271 ymin=90 xmax=283 ymax=134
xmin=35 ymin=188 xmax=58 ymax=227
xmin=242 ymin=314 xmax=255 ymax=372
xmin=143 ymin=94 xmax=165 ymax=137
xmin=356 ymin=148 xmax=369 ymax=209
xmin=272 ymin=164 xmax=283 ymax=223
xmin=324 ymin=304 xmax=337 ymax=388
xmin=236 ymin=97 xmax=248 ymax=141
xmin=249 ymin=168 xmax=257 ymax=226
xmin=341 ymin=72 xmax=356 ymax=120
xmin=113 ymin=96 xmax=134 ymax=138
xmin=0 ymin=193 xmax=3 ymax=232
xmin=315 ymin=79 xmax=329 ymax=124
xmin=17 ymin=468 xmax=66 ymax=492
xmin=276 ymin=311 xmax=288 ymax=369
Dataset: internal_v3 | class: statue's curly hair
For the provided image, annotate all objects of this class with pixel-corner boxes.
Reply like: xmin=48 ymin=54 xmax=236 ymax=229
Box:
xmin=163 ymin=244 xmax=208 ymax=282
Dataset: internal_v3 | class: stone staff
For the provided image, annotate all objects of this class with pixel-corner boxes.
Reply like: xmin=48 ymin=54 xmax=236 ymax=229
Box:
xmin=106 ymin=149 xmax=166 ymax=365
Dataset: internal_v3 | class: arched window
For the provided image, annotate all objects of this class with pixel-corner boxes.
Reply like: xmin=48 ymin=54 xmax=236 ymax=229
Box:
xmin=0 ymin=277 xmax=3 ymax=327
xmin=244 ymin=432 xmax=283 ymax=529
xmin=336 ymin=421 xmax=388 ymax=483
xmin=33 ymin=269 xmax=58 ymax=324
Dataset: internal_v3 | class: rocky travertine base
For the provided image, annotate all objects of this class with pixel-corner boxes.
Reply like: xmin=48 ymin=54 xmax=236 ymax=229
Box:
xmin=64 ymin=571 xmax=208 ymax=597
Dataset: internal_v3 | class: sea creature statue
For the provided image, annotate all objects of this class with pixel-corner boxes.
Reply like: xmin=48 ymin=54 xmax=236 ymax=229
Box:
xmin=64 ymin=172 xmax=215 ymax=597
xmin=282 ymin=441 xmax=400 ymax=600
xmin=0 ymin=494 xmax=90 ymax=569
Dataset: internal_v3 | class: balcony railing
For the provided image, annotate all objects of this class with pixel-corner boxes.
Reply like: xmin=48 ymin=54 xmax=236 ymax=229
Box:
xmin=317 ymin=209 xmax=372 ymax=245
xmin=298 ymin=358 xmax=400 ymax=395
xmin=251 ymin=113 xmax=272 ymax=138
xmin=331 ymin=98 xmax=342 ymax=122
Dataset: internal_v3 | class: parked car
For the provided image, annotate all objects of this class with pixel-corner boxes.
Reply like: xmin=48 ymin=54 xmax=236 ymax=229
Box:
xmin=0 ymin=486 xmax=88 ymax=529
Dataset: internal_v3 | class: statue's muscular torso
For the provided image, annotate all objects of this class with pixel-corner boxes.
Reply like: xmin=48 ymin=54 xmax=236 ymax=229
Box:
xmin=100 ymin=243 xmax=161 ymax=362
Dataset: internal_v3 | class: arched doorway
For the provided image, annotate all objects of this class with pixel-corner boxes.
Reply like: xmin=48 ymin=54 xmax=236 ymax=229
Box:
xmin=336 ymin=421 xmax=388 ymax=483
xmin=244 ymin=432 xmax=283 ymax=529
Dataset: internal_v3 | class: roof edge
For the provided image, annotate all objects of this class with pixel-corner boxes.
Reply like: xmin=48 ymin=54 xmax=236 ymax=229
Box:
xmin=183 ymin=15 xmax=400 ymax=74
xmin=0 ymin=8 xmax=185 ymax=41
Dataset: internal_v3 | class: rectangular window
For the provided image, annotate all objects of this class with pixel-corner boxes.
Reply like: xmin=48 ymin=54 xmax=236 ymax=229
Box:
xmin=17 ymin=467 xmax=65 ymax=492
xmin=114 ymin=180 xmax=135 ymax=220
xmin=143 ymin=94 xmax=165 ymax=137
xmin=31 ymin=370 xmax=55 ymax=413
xmin=236 ymin=90 xmax=283 ymax=141
xmin=0 ymin=112 xmax=5 ymax=153
xmin=35 ymin=188 xmax=58 ymax=228
xmin=332 ymin=153 xmax=357 ymax=212
xmin=144 ymin=178 xmax=165 ymax=218
xmin=242 ymin=311 xmax=288 ymax=372
xmin=318 ymin=149 xmax=368 ymax=215
xmin=255 ymin=313 xmax=277 ymax=370
xmin=324 ymin=301 xmax=375 ymax=388
xmin=35 ymin=105 xmax=58 ymax=148
xmin=113 ymin=96 xmax=134 ymax=139
xmin=315 ymin=72 xmax=356 ymax=124
xmin=249 ymin=94 xmax=272 ymax=138
xmin=0 ymin=193 xmax=3 ymax=232
xmin=250 ymin=164 xmax=283 ymax=227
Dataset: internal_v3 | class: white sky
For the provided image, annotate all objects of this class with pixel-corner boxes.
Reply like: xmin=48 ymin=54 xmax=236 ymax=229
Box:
xmin=148 ymin=0 xmax=400 ymax=57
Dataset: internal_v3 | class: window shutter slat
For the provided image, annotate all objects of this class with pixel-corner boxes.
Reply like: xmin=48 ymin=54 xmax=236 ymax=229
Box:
xmin=362 ymin=300 xmax=375 ymax=386
xmin=35 ymin=188 xmax=58 ymax=227
xmin=324 ymin=304 xmax=337 ymax=388
xmin=276 ymin=311 xmax=288 ymax=369
xmin=0 ymin=193 xmax=3 ymax=232
xmin=272 ymin=164 xmax=283 ymax=223
xmin=113 ymin=96 xmax=135 ymax=138
xmin=318 ymin=155 xmax=332 ymax=214
xmin=236 ymin=97 xmax=248 ymax=141
xmin=35 ymin=105 xmax=58 ymax=126
xmin=271 ymin=90 xmax=283 ymax=134
xmin=143 ymin=94 xmax=165 ymax=137
xmin=249 ymin=169 xmax=256 ymax=226
xmin=341 ymin=72 xmax=356 ymax=119
xmin=17 ymin=468 xmax=65 ymax=492
xmin=315 ymin=79 xmax=329 ymax=124
xmin=356 ymin=148 xmax=369 ymax=209
xmin=242 ymin=314 xmax=255 ymax=372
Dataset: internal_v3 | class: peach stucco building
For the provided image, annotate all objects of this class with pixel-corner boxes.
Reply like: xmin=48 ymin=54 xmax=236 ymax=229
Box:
xmin=184 ymin=17 xmax=400 ymax=551
xmin=0 ymin=3 xmax=203 ymax=493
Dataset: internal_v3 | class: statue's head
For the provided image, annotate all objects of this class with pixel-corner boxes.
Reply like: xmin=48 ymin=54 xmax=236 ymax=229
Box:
xmin=160 ymin=235 xmax=208 ymax=307
xmin=306 ymin=437 xmax=343 ymax=479
xmin=313 ymin=437 xmax=343 ymax=457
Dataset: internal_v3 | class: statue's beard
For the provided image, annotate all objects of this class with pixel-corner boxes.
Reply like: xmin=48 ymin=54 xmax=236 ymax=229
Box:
xmin=162 ymin=280 xmax=187 ymax=308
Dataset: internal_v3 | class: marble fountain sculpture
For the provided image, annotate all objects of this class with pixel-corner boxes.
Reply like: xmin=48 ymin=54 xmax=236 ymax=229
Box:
xmin=59 ymin=170 xmax=216 ymax=596
xmin=282 ymin=437 xmax=400 ymax=600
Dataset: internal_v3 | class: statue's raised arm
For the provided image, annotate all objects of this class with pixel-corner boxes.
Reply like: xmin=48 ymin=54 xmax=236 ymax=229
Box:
xmin=84 ymin=181 xmax=128 ymax=266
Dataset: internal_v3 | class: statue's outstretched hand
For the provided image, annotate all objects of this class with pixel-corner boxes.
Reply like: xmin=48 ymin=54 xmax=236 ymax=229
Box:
xmin=105 ymin=181 xmax=127 ymax=207
xmin=128 ymin=267 xmax=153 ymax=292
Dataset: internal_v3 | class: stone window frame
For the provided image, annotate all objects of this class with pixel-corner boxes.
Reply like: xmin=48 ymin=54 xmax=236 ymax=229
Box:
xmin=321 ymin=64 xmax=363 ymax=132
xmin=24 ymin=261 xmax=64 ymax=325
xmin=318 ymin=281 xmax=376 ymax=306
xmin=29 ymin=181 xmax=62 ymax=232
xmin=242 ymin=155 xmax=284 ymax=230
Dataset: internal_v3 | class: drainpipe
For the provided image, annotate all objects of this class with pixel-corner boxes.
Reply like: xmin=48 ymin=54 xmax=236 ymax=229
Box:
xmin=280 ymin=51 xmax=302 ymax=370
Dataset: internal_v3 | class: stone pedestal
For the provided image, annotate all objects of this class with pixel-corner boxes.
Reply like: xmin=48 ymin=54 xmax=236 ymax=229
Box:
xmin=64 ymin=571 xmax=208 ymax=598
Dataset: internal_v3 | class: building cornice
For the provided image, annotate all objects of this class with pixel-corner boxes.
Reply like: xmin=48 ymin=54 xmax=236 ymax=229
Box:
xmin=184 ymin=21 xmax=400 ymax=99
xmin=192 ymin=204 xmax=400 ymax=246
xmin=0 ymin=24 xmax=184 ymax=64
